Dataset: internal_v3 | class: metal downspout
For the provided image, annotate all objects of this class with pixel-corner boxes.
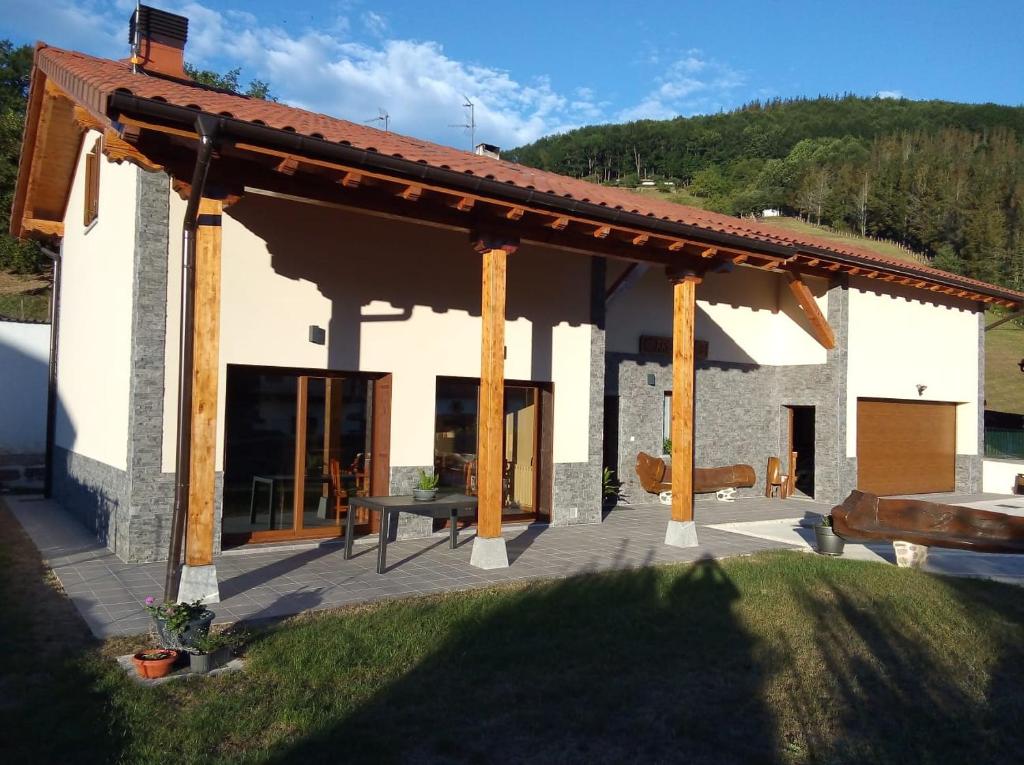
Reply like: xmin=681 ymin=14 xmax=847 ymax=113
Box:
xmin=39 ymin=244 xmax=61 ymax=499
xmin=164 ymin=114 xmax=219 ymax=601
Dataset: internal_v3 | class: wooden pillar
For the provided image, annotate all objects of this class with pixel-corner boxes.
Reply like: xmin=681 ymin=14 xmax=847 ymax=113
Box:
xmin=669 ymin=271 xmax=701 ymax=524
xmin=184 ymin=198 xmax=222 ymax=567
xmin=477 ymin=245 xmax=508 ymax=539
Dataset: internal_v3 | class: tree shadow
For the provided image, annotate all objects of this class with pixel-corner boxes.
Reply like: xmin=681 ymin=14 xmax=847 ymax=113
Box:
xmin=785 ymin=565 xmax=1024 ymax=763
xmin=263 ymin=555 xmax=781 ymax=764
xmin=0 ymin=499 xmax=126 ymax=764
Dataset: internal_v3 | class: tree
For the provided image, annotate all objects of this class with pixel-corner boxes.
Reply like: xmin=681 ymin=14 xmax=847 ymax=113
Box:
xmin=0 ymin=40 xmax=43 ymax=274
xmin=183 ymin=64 xmax=275 ymax=101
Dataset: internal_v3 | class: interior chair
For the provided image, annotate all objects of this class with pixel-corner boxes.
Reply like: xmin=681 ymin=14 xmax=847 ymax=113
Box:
xmin=785 ymin=451 xmax=798 ymax=498
xmin=328 ymin=458 xmax=348 ymax=521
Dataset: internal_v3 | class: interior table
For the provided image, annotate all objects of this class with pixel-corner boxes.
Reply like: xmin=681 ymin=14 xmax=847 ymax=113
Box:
xmin=345 ymin=493 xmax=478 ymax=573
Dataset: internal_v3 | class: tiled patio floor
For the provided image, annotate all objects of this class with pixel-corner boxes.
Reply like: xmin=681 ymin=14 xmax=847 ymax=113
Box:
xmin=7 ymin=493 xmax=830 ymax=637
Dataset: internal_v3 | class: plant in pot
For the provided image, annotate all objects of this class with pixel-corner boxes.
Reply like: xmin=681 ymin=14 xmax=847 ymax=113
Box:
xmin=602 ymin=467 xmax=623 ymax=508
xmin=188 ymin=630 xmax=240 ymax=674
xmin=413 ymin=469 xmax=439 ymax=501
xmin=144 ymin=597 xmax=215 ymax=651
xmin=132 ymin=648 xmax=179 ymax=679
xmin=813 ymin=513 xmax=846 ymax=556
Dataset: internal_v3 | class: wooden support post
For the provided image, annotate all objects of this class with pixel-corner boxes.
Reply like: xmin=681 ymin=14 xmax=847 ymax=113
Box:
xmin=669 ymin=272 xmax=699 ymax=527
xmin=471 ymin=234 xmax=518 ymax=568
xmin=184 ymin=198 xmax=222 ymax=569
xmin=786 ymin=273 xmax=836 ymax=350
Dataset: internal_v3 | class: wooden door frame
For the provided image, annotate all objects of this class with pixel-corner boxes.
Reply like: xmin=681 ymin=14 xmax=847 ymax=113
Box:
xmin=221 ymin=364 xmax=390 ymax=547
xmin=434 ymin=375 xmax=553 ymax=522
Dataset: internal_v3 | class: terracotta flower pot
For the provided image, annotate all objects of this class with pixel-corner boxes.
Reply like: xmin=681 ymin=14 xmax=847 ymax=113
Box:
xmin=132 ymin=649 xmax=179 ymax=679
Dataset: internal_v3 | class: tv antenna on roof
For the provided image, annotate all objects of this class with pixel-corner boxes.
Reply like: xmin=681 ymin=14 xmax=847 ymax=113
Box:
xmin=449 ymin=95 xmax=475 ymax=150
xmin=364 ymin=108 xmax=390 ymax=132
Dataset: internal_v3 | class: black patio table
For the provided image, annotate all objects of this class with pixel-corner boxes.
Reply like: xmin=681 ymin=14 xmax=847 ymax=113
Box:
xmin=345 ymin=493 xmax=479 ymax=573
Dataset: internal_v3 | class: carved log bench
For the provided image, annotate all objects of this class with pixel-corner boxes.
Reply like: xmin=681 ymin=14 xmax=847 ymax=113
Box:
xmin=831 ymin=490 xmax=1024 ymax=568
xmin=635 ymin=452 xmax=756 ymax=501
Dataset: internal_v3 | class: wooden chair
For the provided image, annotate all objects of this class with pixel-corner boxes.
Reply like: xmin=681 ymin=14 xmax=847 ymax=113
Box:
xmin=349 ymin=453 xmax=369 ymax=497
xmin=765 ymin=457 xmax=785 ymax=498
xmin=328 ymin=458 xmax=348 ymax=521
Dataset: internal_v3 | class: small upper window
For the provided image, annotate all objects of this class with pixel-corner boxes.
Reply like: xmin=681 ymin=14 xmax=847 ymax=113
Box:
xmin=83 ymin=136 xmax=101 ymax=228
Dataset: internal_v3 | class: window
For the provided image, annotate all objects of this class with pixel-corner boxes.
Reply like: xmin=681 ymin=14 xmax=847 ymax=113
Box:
xmin=83 ymin=137 xmax=101 ymax=227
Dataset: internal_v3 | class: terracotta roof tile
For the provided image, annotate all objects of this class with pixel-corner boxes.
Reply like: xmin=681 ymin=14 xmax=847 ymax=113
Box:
xmin=34 ymin=44 xmax=1024 ymax=301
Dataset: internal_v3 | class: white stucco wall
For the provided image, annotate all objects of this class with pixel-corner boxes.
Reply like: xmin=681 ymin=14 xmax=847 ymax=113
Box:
xmin=161 ymin=192 xmax=594 ymax=471
xmin=0 ymin=320 xmax=50 ymax=455
xmin=54 ymin=135 xmax=136 ymax=469
xmin=845 ymin=278 xmax=981 ymax=457
xmin=982 ymin=459 xmax=1024 ymax=495
xmin=605 ymin=262 xmax=829 ymax=366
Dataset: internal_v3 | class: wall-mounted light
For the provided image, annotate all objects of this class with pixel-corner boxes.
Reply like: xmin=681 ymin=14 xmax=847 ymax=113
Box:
xmin=916 ymin=384 xmax=927 ymax=396
xmin=308 ymin=325 xmax=326 ymax=345
xmin=647 ymin=373 xmax=657 ymax=386
xmin=1018 ymin=358 xmax=1024 ymax=374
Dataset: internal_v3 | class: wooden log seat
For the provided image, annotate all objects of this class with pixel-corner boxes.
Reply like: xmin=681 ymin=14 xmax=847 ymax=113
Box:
xmin=635 ymin=452 xmax=756 ymax=496
xmin=832 ymin=490 xmax=1024 ymax=554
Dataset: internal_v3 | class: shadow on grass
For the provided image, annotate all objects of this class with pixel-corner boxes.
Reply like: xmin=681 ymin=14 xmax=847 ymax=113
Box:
xmin=0 ymin=501 xmax=126 ymax=764
xmin=265 ymin=555 xmax=782 ymax=765
xmin=784 ymin=565 xmax=1024 ymax=764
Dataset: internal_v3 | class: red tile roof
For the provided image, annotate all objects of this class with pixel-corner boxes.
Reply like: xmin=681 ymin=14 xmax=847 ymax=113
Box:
xmin=34 ymin=44 xmax=1024 ymax=302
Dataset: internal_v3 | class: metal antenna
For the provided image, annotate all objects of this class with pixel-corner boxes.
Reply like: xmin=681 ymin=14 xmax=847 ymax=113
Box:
xmin=363 ymin=108 xmax=390 ymax=132
xmin=449 ymin=95 xmax=475 ymax=150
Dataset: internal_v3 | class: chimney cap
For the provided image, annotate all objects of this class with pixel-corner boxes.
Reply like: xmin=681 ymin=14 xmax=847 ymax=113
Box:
xmin=474 ymin=143 xmax=500 ymax=159
xmin=129 ymin=5 xmax=189 ymax=46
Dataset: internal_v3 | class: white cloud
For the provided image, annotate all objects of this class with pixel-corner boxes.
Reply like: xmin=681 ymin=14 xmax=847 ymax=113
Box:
xmin=876 ymin=89 xmax=904 ymax=99
xmin=616 ymin=52 xmax=746 ymax=122
xmin=0 ymin=1 xmax=750 ymax=148
xmin=361 ymin=11 xmax=388 ymax=38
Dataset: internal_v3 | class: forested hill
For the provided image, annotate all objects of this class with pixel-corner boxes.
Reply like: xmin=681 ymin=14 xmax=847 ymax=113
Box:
xmin=506 ymin=96 xmax=1024 ymax=289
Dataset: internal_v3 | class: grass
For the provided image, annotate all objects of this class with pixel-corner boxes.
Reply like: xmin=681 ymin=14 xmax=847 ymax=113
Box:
xmin=985 ymin=315 xmax=1024 ymax=414
xmin=4 ymin=499 xmax=1024 ymax=764
xmin=0 ymin=270 xmax=50 ymax=321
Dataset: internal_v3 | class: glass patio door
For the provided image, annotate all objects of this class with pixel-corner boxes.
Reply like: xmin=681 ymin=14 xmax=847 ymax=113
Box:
xmin=221 ymin=366 xmax=383 ymax=546
xmin=433 ymin=377 xmax=541 ymax=520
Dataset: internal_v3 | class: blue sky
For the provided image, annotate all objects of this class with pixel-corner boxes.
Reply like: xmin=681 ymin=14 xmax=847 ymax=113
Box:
xmin=1 ymin=0 xmax=1022 ymax=149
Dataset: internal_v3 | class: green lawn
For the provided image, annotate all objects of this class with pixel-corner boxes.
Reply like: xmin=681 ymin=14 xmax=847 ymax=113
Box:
xmin=4 ymin=500 xmax=1024 ymax=764
xmin=986 ymin=316 xmax=1024 ymax=414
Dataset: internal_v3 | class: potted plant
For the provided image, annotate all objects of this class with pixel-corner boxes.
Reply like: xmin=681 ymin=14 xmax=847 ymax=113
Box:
xmin=602 ymin=467 xmax=623 ymax=509
xmin=144 ymin=597 xmax=215 ymax=651
xmin=813 ymin=513 xmax=846 ymax=556
xmin=188 ymin=631 xmax=237 ymax=674
xmin=132 ymin=648 xmax=179 ymax=679
xmin=413 ymin=469 xmax=439 ymax=501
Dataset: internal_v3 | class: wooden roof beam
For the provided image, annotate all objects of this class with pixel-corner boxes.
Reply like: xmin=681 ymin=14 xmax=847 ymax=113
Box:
xmin=786 ymin=273 xmax=836 ymax=350
xmin=338 ymin=171 xmax=362 ymax=189
xmin=547 ymin=215 xmax=569 ymax=230
xmin=632 ymin=233 xmax=649 ymax=246
xmin=505 ymin=206 xmax=525 ymax=221
xmin=398 ymin=184 xmax=422 ymax=202
xmin=593 ymin=225 xmax=611 ymax=239
xmin=21 ymin=217 xmax=64 ymax=237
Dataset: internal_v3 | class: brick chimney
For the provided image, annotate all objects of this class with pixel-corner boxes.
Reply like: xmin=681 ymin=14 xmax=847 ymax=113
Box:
xmin=129 ymin=5 xmax=189 ymax=79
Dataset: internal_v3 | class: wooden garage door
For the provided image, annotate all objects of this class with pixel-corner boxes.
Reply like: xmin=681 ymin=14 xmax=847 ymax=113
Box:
xmin=857 ymin=399 xmax=956 ymax=495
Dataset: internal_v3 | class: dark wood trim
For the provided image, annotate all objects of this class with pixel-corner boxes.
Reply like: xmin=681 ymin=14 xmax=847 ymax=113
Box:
xmin=291 ymin=375 xmax=309 ymax=533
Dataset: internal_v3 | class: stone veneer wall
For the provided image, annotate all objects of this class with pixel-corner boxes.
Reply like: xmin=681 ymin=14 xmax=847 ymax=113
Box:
xmin=52 ymin=169 xmax=181 ymax=562
xmin=389 ymin=465 xmax=436 ymax=539
xmin=608 ymin=279 xmax=857 ymax=507
xmin=551 ymin=256 xmax=606 ymax=526
xmin=955 ymin=310 xmax=986 ymax=493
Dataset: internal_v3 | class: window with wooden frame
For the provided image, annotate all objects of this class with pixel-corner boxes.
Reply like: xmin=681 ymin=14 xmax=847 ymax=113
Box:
xmin=83 ymin=137 xmax=102 ymax=228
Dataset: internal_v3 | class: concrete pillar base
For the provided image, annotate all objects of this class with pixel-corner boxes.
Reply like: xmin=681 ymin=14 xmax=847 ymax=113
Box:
xmin=470 ymin=536 xmax=509 ymax=569
xmin=177 ymin=564 xmax=220 ymax=604
xmin=665 ymin=519 xmax=699 ymax=548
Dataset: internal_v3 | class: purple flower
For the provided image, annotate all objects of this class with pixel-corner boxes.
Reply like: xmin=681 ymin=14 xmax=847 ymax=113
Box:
xmin=145 ymin=596 xmax=155 ymax=606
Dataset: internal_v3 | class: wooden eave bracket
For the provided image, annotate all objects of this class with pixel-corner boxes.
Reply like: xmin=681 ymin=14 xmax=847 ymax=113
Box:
xmin=786 ymin=272 xmax=836 ymax=350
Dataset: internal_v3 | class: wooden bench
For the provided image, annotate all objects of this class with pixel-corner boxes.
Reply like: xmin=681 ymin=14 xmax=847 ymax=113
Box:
xmin=635 ymin=452 xmax=755 ymax=498
xmin=831 ymin=490 xmax=1024 ymax=567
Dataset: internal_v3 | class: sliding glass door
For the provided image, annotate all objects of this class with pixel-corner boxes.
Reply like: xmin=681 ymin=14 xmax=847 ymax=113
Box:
xmin=433 ymin=376 xmax=548 ymax=521
xmin=221 ymin=366 xmax=389 ymax=546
